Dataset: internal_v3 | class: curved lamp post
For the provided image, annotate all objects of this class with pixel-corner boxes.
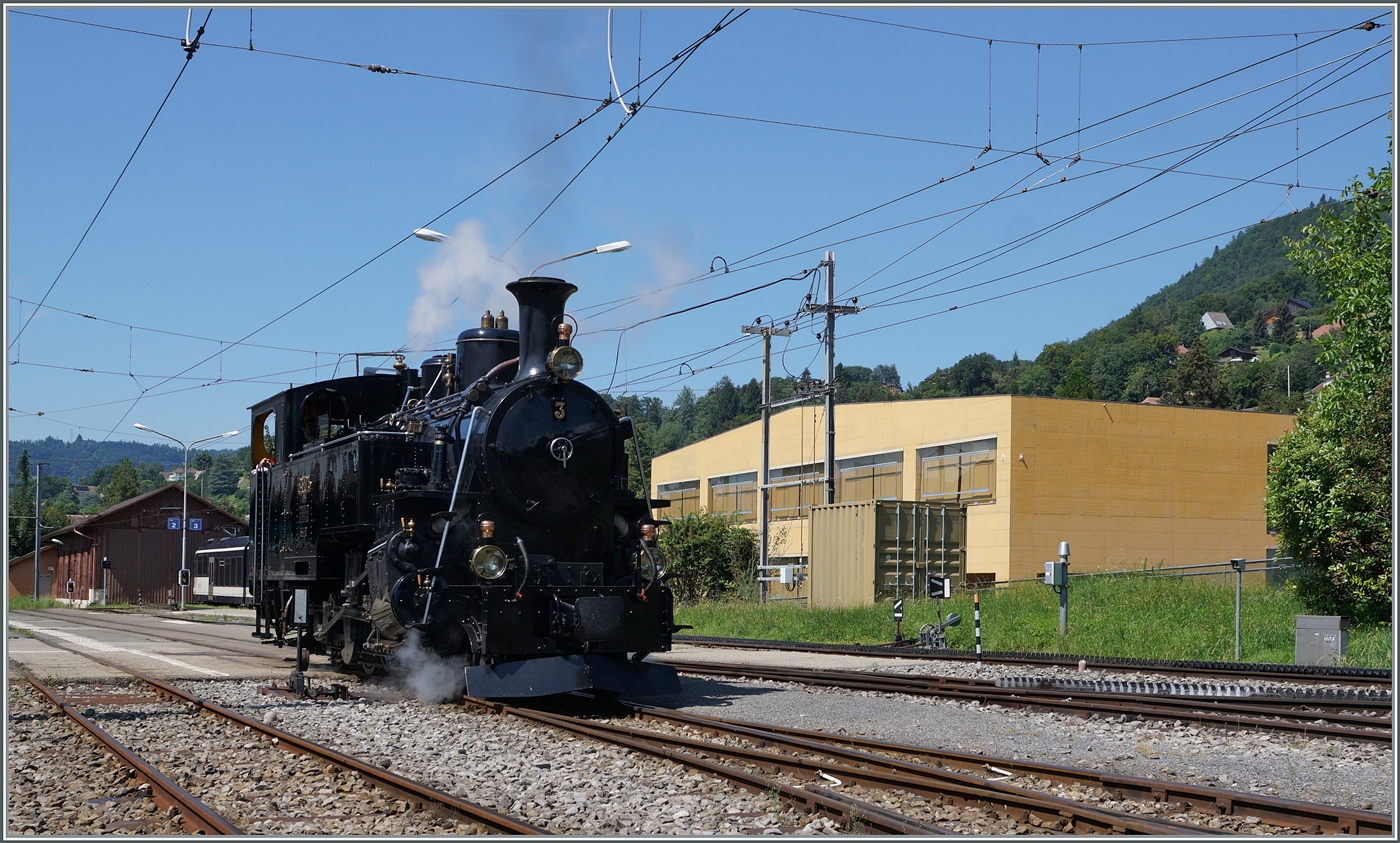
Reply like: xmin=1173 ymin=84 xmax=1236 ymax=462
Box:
xmin=133 ymin=424 xmax=239 ymax=611
xmin=529 ymin=241 xmax=631 ymax=276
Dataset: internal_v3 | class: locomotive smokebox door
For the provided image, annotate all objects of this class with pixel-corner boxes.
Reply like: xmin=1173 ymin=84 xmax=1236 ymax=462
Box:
xmin=482 ymin=381 xmax=620 ymax=525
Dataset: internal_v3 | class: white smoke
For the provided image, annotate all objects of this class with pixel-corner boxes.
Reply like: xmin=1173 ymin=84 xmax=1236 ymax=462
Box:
xmin=392 ymin=629 xmax=470 ymax=704
xmin=403 ymin=220 xmax=518 ymax=353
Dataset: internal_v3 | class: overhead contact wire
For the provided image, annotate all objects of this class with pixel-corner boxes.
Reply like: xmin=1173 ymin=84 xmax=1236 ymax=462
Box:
xmin=7 ymin=8 xmax=213 ymax=351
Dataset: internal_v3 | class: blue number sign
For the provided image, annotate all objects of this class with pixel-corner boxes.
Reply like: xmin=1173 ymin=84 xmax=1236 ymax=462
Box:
xmin=188 ymin=518 xmax=204 ymax=532
xmin=166 ymin=517 xmax=182 ymax=530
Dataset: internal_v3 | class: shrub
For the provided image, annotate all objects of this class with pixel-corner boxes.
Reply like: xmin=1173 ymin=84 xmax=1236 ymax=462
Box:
xmin=658 ymin=510 xmax=757 ymax=602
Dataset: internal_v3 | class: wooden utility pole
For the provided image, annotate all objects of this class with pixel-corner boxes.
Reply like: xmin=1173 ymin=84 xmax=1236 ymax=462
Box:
xmin=741 ymin=321 xmax=793 ymax=601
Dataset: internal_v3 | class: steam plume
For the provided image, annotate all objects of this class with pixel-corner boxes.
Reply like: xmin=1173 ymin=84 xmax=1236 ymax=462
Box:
xmin=404 ymin=220 xmax=518 ymax=352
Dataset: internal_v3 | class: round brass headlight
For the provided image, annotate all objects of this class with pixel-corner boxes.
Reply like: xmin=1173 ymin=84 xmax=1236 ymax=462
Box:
xmin=471 ymin=545 xmax=508 ymax=580
xmin=547 ymin=345 xmax=584 ymax=380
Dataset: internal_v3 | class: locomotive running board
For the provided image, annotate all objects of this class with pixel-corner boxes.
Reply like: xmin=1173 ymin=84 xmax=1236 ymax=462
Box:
xmin=465 ymin=655 xmax=681 ymax=698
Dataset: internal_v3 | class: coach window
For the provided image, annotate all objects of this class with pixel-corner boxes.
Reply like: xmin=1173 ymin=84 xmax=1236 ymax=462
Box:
xmin=918 ymin=437 xmax=996 ymax=504
xmin=657 ymin=480 xmax=701 ymax=517
xmin=837 ymin=451 xmax=903 ymax=503
xmin=253 ymin=410 xmax=278 ymax=465
xmin=708 ymin=472 xmax=757 ymax=522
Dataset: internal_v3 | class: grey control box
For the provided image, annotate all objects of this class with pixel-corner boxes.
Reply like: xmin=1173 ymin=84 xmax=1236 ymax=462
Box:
xmin=1295 ymin=615 xmax=1349 ymax=666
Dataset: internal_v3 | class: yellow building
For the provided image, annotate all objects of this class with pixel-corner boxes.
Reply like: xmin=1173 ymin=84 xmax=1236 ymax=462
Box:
xmin=650 ymin=395 xmax=1294 ymax=587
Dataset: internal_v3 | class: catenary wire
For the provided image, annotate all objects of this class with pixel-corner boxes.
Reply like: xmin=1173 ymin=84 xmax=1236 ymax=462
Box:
xmin=7 ymin=9 xmax=213 ymax=352
xmin=794 ymin=8 xmax=1389 ymax=47
xmin=574 ymin=19 xmax=1379 ymax=322
xmin=497 ymin=9 xmax=745 ymax=259
xmin=848 ymin=45 xmax=1389 ymax=308
xmin=7 ymin=297 xmax=346 ymax=357
xmin=578 ymin=89 xmax=1376 ymax=339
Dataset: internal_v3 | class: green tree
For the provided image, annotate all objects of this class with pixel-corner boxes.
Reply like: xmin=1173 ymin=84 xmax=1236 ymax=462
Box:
xmin=8 ymin=450 xmax=35 ymax=560
xmin=1162 ymin=336 xmax=1229 ymax=408
xmin=1266 ymin=157 xmax=1392 ymax=621
xmin=102 ymin=457 xmax=143 ymax=507
xmin=1054 ymin=366 xmax=1099 ymax=400
xmin=40 ymin=502 xmax=70 ymax=534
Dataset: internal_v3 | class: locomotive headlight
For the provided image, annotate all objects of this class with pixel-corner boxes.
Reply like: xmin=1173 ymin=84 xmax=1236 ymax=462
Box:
xmin=471 ymin=545 xmax=509 ymax=580
xmin=547 ymin=345 xmax=584 ymax=380
xmin=636 ymin=547 xmax=667 ymax=581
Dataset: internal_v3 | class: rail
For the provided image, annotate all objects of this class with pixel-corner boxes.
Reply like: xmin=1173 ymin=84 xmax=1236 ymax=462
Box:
xmin=22 ymin=672 xmax=243 ymax=835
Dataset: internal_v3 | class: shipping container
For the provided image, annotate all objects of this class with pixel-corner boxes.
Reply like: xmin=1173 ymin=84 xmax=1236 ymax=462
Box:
xmin=809 ymin=500 xmax=965 ymax=608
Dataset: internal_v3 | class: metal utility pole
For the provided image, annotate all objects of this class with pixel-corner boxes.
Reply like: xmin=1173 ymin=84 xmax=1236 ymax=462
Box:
xmin=801 ymin=252 xmax=857 ymax=505
xmin=741 ymin=321 xmax=793 ymax=602
xmin=32 ymin=461 xmax=46 ymax=600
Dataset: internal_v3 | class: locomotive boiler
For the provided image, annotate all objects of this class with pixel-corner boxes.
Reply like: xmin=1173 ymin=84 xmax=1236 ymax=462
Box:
xmin=247 ymin=276 xmax=680 ymax=697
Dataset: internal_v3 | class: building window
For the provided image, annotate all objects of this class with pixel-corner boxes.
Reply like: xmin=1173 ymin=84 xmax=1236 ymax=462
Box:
xmin=709 ymin=472 xmax=758 ymax=522
xmin=657 ymin=479 xmax=701 ymax=517
xmin=838 ymin=451 xmax=903 ymax=502
xmin=918 ymin=437 xmax=996 ymax=504
xmin=769 ymin=463 xmax=823 ymax=520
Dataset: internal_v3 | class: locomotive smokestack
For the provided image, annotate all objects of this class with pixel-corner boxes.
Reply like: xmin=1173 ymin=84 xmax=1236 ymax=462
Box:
xmin=507 ymin=276 xmax=577 ymax=381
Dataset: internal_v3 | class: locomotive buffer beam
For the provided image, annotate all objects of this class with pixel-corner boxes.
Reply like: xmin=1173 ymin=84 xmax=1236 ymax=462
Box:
xmin=465 ymin=654 xmax=681 ymax=699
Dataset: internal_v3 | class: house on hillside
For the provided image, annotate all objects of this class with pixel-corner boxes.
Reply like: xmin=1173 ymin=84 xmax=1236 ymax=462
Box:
xmin=7 ymin=485 xmax=245 ymax=605
xmin=1285 ymin=298 xmax=1312 ymax=312
xmin=1217 ymin=346 xmax=1258 ymax=363
xmin=1200 ymin=312 xmax=1235 ymax=331
xmin=1312 ymin=322 xmax=1340 ymax=340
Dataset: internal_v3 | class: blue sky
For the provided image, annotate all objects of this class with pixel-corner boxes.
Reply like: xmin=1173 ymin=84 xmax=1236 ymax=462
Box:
xmin=4 ymin=5 xmax=1393 ymax=464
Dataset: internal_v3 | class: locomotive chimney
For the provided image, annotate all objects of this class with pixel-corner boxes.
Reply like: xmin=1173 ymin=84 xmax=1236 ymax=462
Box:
xmin=506 ymin=276 xmax=577 ymax=381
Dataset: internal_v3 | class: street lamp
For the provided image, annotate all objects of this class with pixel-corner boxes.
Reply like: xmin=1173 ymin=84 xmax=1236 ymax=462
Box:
xmin=133 ymin=424 xmax=239 ymax=611
xmin=529 ymin=241 xmax=631 ymax=276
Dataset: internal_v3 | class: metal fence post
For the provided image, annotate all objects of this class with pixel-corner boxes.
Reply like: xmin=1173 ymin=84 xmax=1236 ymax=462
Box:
xmin=1232 ymin=558 xmax=1246 ymax=660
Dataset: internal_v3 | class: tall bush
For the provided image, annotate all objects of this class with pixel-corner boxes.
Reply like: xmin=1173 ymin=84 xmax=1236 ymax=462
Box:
xmin=657 ymin=510 xmax=757 ymax=602
xmin=1266 ymin=156 xmax=1392 ymax=622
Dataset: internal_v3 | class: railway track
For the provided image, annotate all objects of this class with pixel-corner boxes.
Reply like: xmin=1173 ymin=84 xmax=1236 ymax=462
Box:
xmin=472 ymin=696 xmax=1232 ymax=835
xmin=614 ymin=700 xmax=1393 ymax=836
xmin=16 ymin=670 xmax=240 ymax=835
xmin=12 ymin=641 xmax=543 ymax=835
xmin=11 ymin=612 xmax=1390 ymax=834
xmin=674 ymin=635 xmax=1393 ymax=688
xmin=665 ymin=660 xmax=1392 ymax=745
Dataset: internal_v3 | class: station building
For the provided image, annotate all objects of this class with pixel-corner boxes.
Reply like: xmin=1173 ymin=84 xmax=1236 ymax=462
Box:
xmin=7 ymin=485 xmax=246 ymax=606
xmin=649 ymin=395 xmax=1294 ymax=588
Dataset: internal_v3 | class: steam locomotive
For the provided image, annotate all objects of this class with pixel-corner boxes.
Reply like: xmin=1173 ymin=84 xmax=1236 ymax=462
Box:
xmin=247 ymin=276 xmax=680 ymax=698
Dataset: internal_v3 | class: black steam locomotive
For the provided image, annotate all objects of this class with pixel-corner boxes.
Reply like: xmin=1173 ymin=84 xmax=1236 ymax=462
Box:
xmin=247 ymin=276 xmax=680 ymax=697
